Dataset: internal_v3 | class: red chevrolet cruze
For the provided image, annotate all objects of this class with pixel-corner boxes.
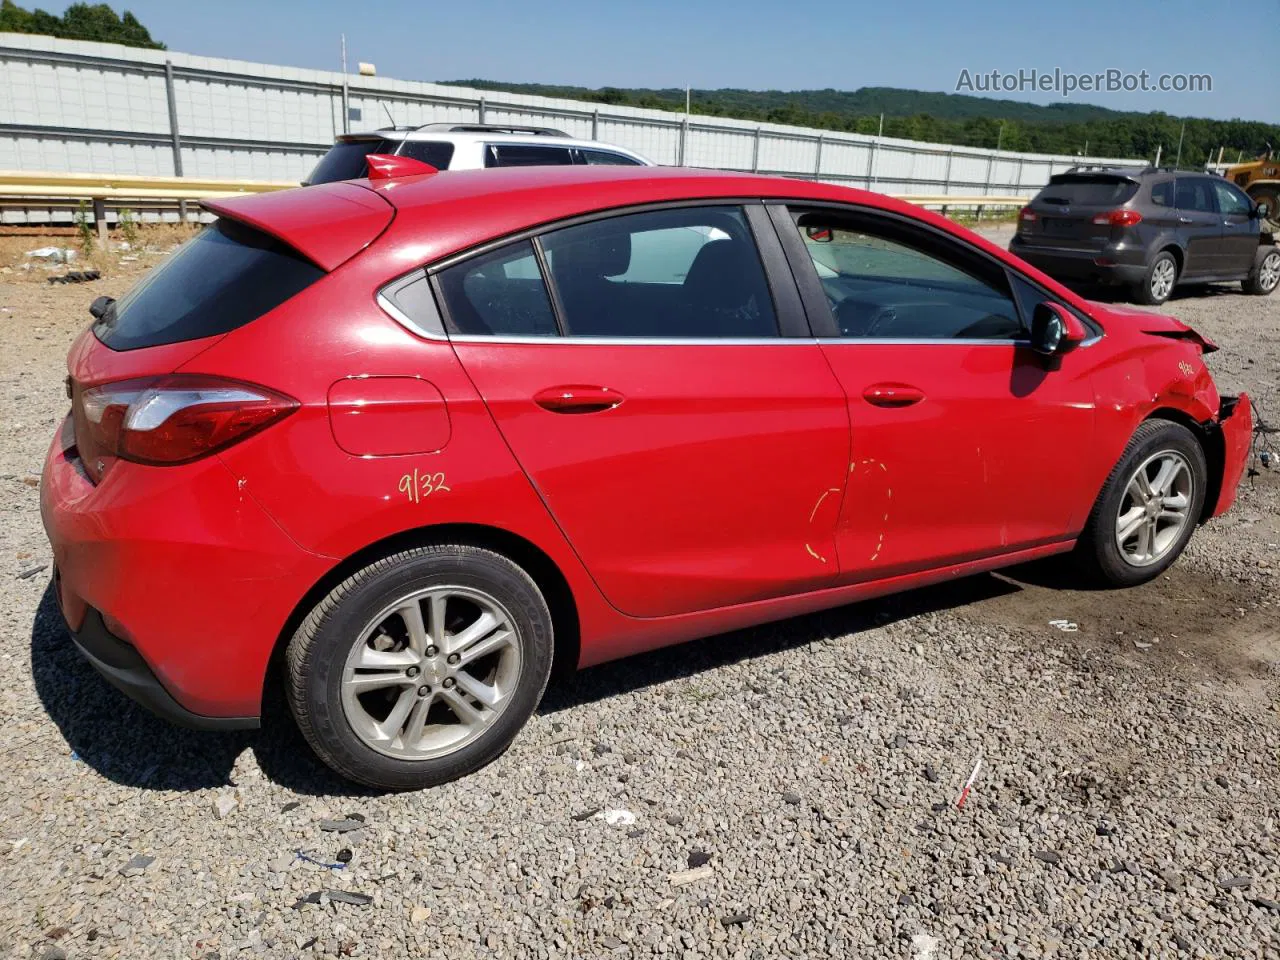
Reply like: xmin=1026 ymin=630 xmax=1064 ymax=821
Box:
xmin=42 ymin=163 xmax=1252 ymax=789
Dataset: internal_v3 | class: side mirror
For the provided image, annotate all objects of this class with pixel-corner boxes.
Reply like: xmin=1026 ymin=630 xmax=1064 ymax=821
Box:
xmin=1030 ymin=302 xmax=1088 ymax=356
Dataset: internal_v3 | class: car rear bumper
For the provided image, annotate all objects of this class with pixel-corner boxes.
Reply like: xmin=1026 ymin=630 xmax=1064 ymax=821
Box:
xmin=63 ymin=595 xmax=258 ymax=729
xmin=1009 ymin=238 xmax=1148 ymax=285
xmin=40 ymin=417 xmax=333 ymax=722
xmin=1211 ymin=394 xmax=1252 ymax=518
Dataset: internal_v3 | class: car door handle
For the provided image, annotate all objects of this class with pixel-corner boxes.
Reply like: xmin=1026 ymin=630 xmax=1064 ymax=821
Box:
xmin=533 ymin=385 xmax=624 ymax=414
xmin=1178 ymin=216 xmax=1194 ymax=224
xmin=862 ymin=383 xmax=925 ymax=408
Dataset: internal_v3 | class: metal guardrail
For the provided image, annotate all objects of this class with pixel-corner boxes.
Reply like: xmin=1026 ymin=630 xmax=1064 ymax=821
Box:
xmin=0 ymin=170 xmax=296 ymax=237
xmin=0 ymin=172 xmax=1029 ymax=236
xmin=0 ymin=170 xmax=295 ymax=196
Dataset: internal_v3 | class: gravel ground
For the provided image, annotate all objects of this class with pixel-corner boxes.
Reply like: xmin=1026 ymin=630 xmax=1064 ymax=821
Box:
xmin=0 ymin=227 xmax=1277 ymax=960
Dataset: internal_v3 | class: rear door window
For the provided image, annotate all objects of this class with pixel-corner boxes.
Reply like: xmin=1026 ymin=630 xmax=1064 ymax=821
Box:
xmin=397 ymin=140 xmax=455 ymax=169
xmin=1150 ymin=181 xmax=1174 ymax=207
xmin=93 ymin=220 xmax=324 ymax=350
xmin=1175 ymin=178 xmax=1218 ymax=213
xmin=485 ymin=144 xmax=576 ymax=167
xmin=577 ymin=149 xmax=642 ymax=166
xmin=305 ymin=139 xmax=391 ymax=184
xmin=1036 ymin=175 xmax=1138 ymax=206
xmin=541 ymin=206 xmax=779 ymax=338
xmin=435 ymin=240 xmax=559 ymax=337
xmin=435 ymin=207 xmax=780 ymax=339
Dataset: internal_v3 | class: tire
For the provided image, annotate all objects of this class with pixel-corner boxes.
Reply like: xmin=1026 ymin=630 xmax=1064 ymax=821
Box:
xmin=1242 ymin=246 xmax=1280 ymax=296
xmin=1076 ymin=420 xmax=1207 ymax=587
xmin=1132 ymin=251 xmax=1179 ymax=305
xmin=285 ymin=545 xmax=554 ymax=790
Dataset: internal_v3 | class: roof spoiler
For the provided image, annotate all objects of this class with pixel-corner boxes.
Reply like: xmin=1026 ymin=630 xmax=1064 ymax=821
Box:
xmin=202 ymin=182 xmax=394 ymax=271
xmin=365 ymin=153 xmax=439 ymax=180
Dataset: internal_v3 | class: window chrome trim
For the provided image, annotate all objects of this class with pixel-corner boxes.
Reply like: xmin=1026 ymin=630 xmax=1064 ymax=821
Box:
xmin=818 ymin=337 xmax=1031 ymax=347
xmin=363 ymin=321 xmax=1099 ymax=350
xmin=447 ymin=334 xmax=815 ymax=346
xmin=376 ymin=292 xmax=449 ymax=341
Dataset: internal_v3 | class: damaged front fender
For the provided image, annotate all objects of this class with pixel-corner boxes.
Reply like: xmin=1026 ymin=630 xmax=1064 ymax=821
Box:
xmin=1206 ymin=394 xmax=1252 ymax=519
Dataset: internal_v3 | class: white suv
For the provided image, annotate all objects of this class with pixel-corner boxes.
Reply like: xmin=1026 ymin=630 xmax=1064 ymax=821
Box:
xmin=305 ymin=123 xmax=653 ymax=184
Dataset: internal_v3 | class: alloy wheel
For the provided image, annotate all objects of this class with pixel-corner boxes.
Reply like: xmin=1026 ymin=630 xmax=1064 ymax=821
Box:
xmin=1114 ymin=450 xmax=1194 ymax=567
xmin=340 ymin=586 xmax=523 ymax=760
xmin=1150 ymin=259 xmax=1176 ymax=301
xmin=1260 ymin=251 xmax=1280 ymax=292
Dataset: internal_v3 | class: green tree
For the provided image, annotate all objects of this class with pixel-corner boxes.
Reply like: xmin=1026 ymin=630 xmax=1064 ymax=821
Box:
xmin=0 ymin=1 xmax=163 ymax=48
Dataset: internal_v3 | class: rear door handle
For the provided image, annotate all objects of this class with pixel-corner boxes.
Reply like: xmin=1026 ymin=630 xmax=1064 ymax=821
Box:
xmin=862 ymin=383 xmax=924 ymax=408
xmin=534 ymin=385 xmax=624 ymax=414
xmin=1178 ymin=216 xmax=1194 ymax=224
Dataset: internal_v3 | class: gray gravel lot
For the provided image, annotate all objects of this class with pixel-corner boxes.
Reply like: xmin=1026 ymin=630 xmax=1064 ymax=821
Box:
xmin=0 ymin=226 xmax=1277 ymax=959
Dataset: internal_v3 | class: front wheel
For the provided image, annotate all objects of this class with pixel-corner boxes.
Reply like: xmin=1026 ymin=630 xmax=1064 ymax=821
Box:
xmin=1076 ymin=420 xmax=1207 ymax=586
xmin=1243 ymin=246 xmax=1280 ymax=296
xmin=285 ymin=545 xmax=554 ymax=790
xmin=1133 ymin=251 xmax=1178 ymax=305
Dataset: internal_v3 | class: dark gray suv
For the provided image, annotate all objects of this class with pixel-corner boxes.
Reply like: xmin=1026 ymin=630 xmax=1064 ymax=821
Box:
xmin=1009 ymin=166 xmax=1279 ymax=305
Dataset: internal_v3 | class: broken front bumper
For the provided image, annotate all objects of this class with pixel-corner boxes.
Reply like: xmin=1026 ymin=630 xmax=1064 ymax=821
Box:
xmin=1210 ymin=394 xmax=1252 ymax=518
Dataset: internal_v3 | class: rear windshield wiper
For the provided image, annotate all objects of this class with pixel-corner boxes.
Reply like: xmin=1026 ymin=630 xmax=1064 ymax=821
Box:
xmin=89 ymin=295 xmax=115 ymax=321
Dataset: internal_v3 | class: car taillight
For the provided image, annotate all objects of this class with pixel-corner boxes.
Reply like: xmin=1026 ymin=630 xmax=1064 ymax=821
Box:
xmin=75 ymin=375 xmax=297 ymax=471
xmin=1018 ymin=206 xmax=1038 ymax=222
xmin=1091 ymin=209 xmax=1143 ymax=227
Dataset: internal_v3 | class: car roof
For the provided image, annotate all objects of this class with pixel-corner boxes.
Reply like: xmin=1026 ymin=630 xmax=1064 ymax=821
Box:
xmin=367 ymin=166 xmax=965 ymax=264
xmin=207 ymin=165 xmax=1015 ymax=277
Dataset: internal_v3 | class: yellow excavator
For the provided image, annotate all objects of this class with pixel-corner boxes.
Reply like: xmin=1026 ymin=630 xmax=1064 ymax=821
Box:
xmin=1222 ymin=145 xmax=1280 ymax=227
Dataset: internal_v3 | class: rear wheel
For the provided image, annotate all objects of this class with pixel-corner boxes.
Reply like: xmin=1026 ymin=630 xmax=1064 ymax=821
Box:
xmin=1243 ymin=246 xmax=1280 ymax=296
xmin=286 ymin=545 xmax=554 ymax=790
xmin=1133 ymin=251 xmax=1178 ymax=305
xmin=1076 ymin=420 xmax=1206 ymax=586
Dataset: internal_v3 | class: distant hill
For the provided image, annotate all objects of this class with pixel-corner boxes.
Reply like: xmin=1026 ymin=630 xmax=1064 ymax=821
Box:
xmin=443 ymin=80 xmax=1278 ymax=169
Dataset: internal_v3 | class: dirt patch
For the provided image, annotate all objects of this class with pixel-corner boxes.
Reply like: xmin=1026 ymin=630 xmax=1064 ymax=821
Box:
xmin=0 ymin=224 xmax=194 ymax=287
xmin=958 ymin=560 xmax=1277 ymax=679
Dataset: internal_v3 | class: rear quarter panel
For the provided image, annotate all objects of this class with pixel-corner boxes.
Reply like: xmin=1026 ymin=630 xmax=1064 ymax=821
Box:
xmin=175 ymin=253 xmax=621 ymax=665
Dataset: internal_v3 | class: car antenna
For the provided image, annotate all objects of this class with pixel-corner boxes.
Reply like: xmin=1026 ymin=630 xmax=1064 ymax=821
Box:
xmin=381 ymin=101 xmax=396 ymax=127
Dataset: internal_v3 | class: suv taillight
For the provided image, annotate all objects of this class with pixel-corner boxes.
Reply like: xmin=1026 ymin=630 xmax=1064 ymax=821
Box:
xmin=1018 ymin=205 xmax=1038 ymax=222
xmin=1092 ymin=209 xmax=1143 ymax=227
xmin=73 ymin=375 xmax=296 ymax=478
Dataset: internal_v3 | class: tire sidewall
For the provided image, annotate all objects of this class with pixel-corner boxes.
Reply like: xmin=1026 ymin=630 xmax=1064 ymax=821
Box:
xmin=1090 ymin=423 xmax=1206 ymax=586
xmin=291 ymin=548 xmax=553 ymax=790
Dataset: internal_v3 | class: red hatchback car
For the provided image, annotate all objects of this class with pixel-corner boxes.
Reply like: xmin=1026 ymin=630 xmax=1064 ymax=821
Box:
xmin=42 ymin=164 xmax=1251 ymax=790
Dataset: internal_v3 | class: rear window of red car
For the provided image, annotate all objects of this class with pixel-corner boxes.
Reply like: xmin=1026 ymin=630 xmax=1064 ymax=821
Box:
xmin=92 ymin=220 xmax=323 ymax=351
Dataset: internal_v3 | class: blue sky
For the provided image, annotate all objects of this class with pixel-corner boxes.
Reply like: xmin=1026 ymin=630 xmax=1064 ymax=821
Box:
xmin=117 ymin=0 xmax=1273 ymax=122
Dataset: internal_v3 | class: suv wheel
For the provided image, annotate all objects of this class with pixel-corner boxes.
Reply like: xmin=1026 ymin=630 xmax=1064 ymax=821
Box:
xmin=1134 ymin=251 xmax=1178 ymax=305
xmin=1076 ymin=420 xmax=1206 ymax=587
xmin=286 ymin=545 xmax=554 ymax=790
xmin=1243 ymin=247 xmax=1280 ymax=296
